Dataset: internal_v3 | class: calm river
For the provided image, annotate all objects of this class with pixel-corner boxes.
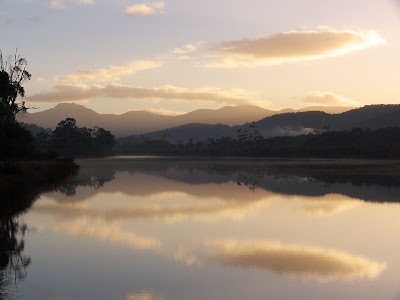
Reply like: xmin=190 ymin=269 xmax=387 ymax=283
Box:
xmin=6 ymin=157 xmax=400 ymax=299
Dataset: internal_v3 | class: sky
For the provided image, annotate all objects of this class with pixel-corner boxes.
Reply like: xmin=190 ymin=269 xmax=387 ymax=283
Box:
xmin=1 ymin=0 xmax=400 ymax=114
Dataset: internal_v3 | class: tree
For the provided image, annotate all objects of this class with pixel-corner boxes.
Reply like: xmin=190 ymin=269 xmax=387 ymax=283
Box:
xmin=49 ymin=118 xmax=116 ymax=158
xmin=0 ymin=50 xmax=32 ymax=121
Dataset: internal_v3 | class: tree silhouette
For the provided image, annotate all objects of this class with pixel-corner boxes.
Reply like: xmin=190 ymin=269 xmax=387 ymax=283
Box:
xmin=0 ymin=50 xmax=32 ymax=122
xmin=48 ymin=118 xmax=116 ymax=157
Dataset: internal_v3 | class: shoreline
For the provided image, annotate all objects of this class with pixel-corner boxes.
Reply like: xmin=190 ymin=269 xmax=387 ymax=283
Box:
xmin=0 ymin=159 xmax=79 ymax=216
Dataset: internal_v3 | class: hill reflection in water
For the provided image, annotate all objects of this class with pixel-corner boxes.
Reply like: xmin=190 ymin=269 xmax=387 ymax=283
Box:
xmin=19 ymin=158 xmax=400 ymax=299
xmin=50 ymin=158 xmax=400 ymax=204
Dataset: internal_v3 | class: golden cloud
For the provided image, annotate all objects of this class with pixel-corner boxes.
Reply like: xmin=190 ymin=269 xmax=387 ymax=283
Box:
xmin=299 ymin=91 xmax=360 ymax=107
xmin=54 ymin=60 xmax=162 ymax=83
xmin=125 ymin=2 xmax=165 ymax=16
xmin=28 ymin=83 xmax=103 ymax=102
xmin=172 ymin=44 xmax=198 ymax=54
xmin=27 ymin=82 xmax=260 ymax=105
xmin=208 ymin=240 xmax=387 ymax=281
xmin=208 ymin=28 xmax=386 ymax=67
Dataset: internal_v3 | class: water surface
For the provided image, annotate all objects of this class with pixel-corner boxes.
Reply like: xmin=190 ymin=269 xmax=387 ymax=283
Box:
xmin=6 ymin=157 xmax=400 ymax=299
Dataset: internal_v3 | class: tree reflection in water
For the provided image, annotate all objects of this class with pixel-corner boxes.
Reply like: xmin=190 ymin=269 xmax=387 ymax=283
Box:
xmin=0 ymin=160 xmax=78 ymax=299
xmin=0 ymin=215 xmax=30 ymax=300
xmin=0 ymin=191 xmax=35 ymax=299
xmin=55 ymin=158 xmax=400 ymax=204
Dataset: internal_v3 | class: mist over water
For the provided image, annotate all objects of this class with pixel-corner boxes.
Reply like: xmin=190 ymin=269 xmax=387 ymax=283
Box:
xmin=10 ymin=158 xmax=400 ymax=300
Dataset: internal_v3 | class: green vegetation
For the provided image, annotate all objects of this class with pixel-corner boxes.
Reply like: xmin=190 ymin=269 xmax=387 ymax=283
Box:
xmin=24 ymin=117 xmax=115 ymax=158
xmin=0 ymin=50 xmax=31 ymax=121
xmin=0 ymin=50 xmax=38 ymax=161
xmin=2 ymin=51 xmax=399 ymax=161
xmin=0 ymin=53 xmax=79 ymax=293
xmin=0 ymin=51 xmax=115 ymax=160
xmin=117 ymin=127 xmax=400 ymax=159
xmin=0 ymin=119 xmax=36 ymax=160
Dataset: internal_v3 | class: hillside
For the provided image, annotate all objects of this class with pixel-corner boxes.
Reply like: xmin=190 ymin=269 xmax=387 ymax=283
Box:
xmin=143 ymin=123 xmax=233 ymax=142
xmin=136 ymin=104 xmax=400 ymax=142
xmin=20 ymin=103 xmax=355 ymax=137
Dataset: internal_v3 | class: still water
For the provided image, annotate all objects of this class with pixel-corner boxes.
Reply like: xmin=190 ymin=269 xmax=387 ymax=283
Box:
xmin=8 ymin=157 xmax=400 ymax=299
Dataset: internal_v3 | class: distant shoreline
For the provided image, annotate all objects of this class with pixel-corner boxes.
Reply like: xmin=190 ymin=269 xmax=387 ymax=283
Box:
xmin=105 ymin=155 xmax=400 ymax=163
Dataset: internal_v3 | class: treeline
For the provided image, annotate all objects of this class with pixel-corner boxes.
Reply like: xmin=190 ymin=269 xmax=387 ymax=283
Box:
xmin=1 ymin=117 xmax=115 ymax=160
xmin=28 ymin=118 xmax=116 ymax=158
xmin=17 ymin=119 xmax=400 ymax=159
xmin=116 ymin=127 xmax=400 ymax=159
xmin=0 ymin=119 xmax=36 ymax=159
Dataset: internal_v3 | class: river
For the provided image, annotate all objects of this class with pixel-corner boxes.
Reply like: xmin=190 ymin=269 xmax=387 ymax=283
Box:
xmin=5 ymin=157 xmax=400 ymax=300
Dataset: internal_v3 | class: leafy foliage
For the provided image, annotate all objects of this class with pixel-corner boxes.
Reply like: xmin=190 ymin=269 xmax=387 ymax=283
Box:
xmin=0 ymin=51 xmax=32 ymax=121
xmin=0 ymin=119 xmax=36 ymax=160
xmin=39 ymin=118 xmax=116 ymax=158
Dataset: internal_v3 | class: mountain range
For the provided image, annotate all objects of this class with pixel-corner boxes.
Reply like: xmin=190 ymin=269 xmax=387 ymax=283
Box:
xmin=141 ymin=104 xmax=400 ymax=142
xmin=20 ymin=103 xmax=355 ymax=137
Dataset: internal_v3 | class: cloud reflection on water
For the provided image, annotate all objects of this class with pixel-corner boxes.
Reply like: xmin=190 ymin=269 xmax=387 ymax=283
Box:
xmin=28 ymin=159 xmax=398 ymax=286
xmin=295 ymin=194 xmax=362 ymax=216
xmin=55 ymin=218 xmax=162 ymax=250
xmin=126 ymin=291 xmax=164 ymax=300
xmin=208 ymin=240 xmax=387 ymax=282
xmin=34 ymin=185 xmax=272 ymax=223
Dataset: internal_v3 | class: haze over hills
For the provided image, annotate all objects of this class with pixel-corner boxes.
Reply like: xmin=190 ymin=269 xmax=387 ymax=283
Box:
xmin=20 ymin=103 xmax=355 ymax=137
xmin=140 ymin=105 xmax=400 ymax=142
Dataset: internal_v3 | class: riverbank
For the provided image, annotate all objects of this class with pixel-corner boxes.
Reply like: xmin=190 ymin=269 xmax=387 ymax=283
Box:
xmin=0 ymin=159 xmax=79 ymax=216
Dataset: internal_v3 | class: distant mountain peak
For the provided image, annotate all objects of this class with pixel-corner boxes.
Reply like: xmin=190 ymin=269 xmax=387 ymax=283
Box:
xmin=54 ymin=102 xmax=84 ymax=108
xmin=21 ymin=102 xmax=359 ymax=137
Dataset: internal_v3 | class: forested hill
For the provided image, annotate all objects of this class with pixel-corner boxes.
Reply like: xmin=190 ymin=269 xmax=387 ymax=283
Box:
xmin=117 ymin=127 xmax=400 ymax=159
xmin=135 ymin=104 xmax=400 ymax=142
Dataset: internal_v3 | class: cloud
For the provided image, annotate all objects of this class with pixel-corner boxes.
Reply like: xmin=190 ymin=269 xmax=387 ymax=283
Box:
xmin=28 ymin=82 xmax=261 ymax=106
xmin=49 ymin=0 xmax=94 ymax=11
xmin=28 ymin=83 xmax=103 ymax=102
xmin=125 ymin=1 xmax=165 ymax=16
xmin=49 ymin=0 xmax=65 ymax=10
xmin=299 ymin=91 xmax=360 ymax=107
xmin=208 ymin=28 xmax=386 ymax=67
xmin=54 ymin=60 xmax=162 ymax=83
xmin=208 ymin=240 xmax=387 ymax=282
xmin=172 ymin=44 xmax=197 ymax=54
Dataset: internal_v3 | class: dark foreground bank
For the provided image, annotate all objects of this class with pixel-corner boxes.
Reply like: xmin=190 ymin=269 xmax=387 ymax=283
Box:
xmin=0 ymin=158 xmax=78 ymax=299
xmin=0 ymin=159 xmax=79 ymax=209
